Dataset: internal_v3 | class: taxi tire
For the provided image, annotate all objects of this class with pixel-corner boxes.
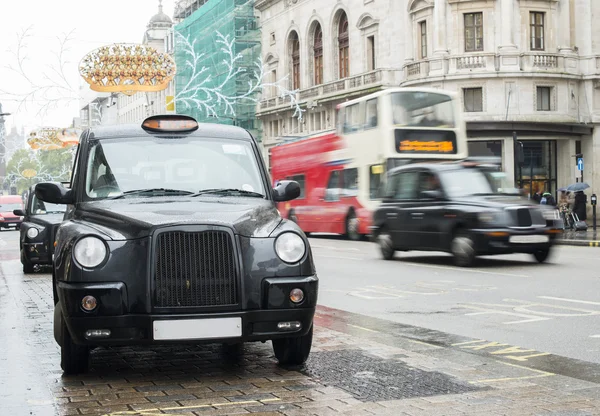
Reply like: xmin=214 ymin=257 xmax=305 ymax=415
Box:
xmin=272 ymin=325 xmax=313 ymax=366
xmin=451 ymin=230 xmax=476 ymax=267
xmin=533 ymin=248 xmax=551 ymax=263
xmin=377 ymin=229 xmax=395 ymax=260
xmin=60 ymin=312 xmax=90 ymax=375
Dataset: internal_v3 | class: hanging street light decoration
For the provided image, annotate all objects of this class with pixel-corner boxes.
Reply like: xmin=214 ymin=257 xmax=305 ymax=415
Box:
xmin=79 ymin=44 xmax=176 ymax=96
xmin=27 ymin=127 xmax=81 ymax=151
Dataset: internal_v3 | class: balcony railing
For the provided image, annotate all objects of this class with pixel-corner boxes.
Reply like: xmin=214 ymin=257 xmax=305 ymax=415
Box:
xmin=258 ymin=69 xmax=403 ymax=112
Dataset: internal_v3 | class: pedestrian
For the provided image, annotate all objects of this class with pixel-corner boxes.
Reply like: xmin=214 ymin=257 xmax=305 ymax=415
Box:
xmin=541 ymin=191 xmax=556 ymax=206
xmin=573 ymin=190 xmax=587 ymax=222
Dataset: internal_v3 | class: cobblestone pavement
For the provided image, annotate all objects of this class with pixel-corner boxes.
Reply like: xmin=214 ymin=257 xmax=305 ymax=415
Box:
xmin=1 ymin=256 xmax=600 ymax=415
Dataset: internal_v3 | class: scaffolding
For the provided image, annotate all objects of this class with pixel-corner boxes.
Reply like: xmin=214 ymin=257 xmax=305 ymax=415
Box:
xmin=174 ymin=0 xmax=262 ymax=139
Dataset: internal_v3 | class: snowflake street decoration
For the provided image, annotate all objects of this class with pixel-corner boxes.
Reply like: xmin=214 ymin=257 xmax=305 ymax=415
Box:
xmin=79 ymin=44 xmax=176 ymax=96
xmin=0 ymin=26 xmax=79 ymax=119
xmin=171 ymin=31 xmax=305 ymax=121
xmin=4 ymin=148 xmax=72 ymax=189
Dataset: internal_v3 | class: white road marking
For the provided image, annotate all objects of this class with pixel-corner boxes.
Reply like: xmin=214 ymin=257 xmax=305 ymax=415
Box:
xmin=317 ymin=254 xmax=364 ymax=261
xmin=401 ymin=262 xmax=530 ymax=278
xmin=590 ymin=335 xmax=600 ymax=338
xmin=538 ymin=296 xmax=600 ymax=306
xmin=347 ymin=324 xmax=379 ymax=333
xmin=459 ymin=304 xmax=551 ymax=324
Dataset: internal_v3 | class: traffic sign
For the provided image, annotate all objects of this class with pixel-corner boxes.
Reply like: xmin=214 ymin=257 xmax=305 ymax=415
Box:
xmin=577 ymin=157 xmax=584 ymax=171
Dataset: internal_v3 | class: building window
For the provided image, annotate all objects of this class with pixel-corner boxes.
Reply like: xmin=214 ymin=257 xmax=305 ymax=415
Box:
xmin=419 ymin=21 xmax=427 ymax=59
xmin=464 ymin=88 xmax=483 ymax=112
xmin=290 ymin=31 xmax=300 ymax=89
xmin=536 ymin=86 xmax=552 ymax=111
xmin=338 ymin=13 xmax=350 ymax=78
xmin=366 ymin=35 xmax=375 ymax=71
xmin=464 ymin=12 xmax=483 ymax=52
xmin=314 ymin=25 xmax=324 ymax=85
xmin=530 ymin=12 xmax=545 ymax=51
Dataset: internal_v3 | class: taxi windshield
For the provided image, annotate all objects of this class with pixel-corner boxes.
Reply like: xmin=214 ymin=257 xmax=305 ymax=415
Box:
xmin=439 ymin=168 xmax=516 ymax=198
xmin=84 ymin=137 xmax=266 ymax=200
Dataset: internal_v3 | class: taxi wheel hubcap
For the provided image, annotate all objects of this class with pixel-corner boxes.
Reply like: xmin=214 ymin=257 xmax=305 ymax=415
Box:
xmin=452 ymin=236 xmax=474 ymax=265
xmin=378 ymin=232 xmax=394 ymax=258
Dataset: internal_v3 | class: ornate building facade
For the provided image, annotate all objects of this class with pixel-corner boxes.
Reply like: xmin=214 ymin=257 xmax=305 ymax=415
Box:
xmin=256 ymin=0 xmax=600 ymax=205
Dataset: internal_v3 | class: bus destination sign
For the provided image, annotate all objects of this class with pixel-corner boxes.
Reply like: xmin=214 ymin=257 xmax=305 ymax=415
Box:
xmin=394 ymin=130 xmax=457 ymax=154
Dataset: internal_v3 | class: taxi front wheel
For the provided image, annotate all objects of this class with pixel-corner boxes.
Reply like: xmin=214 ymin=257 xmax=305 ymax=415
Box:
xmin=59 ymin=312 xmax=90 ymax=375
xmin=451 ymin=231 xmax=476 ymax=267
xmin=272 ymin=325 xmax=313 ymax=366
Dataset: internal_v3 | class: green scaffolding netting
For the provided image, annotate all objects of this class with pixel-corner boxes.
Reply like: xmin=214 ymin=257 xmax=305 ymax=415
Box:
xmin=174 ymin=0 xmax=262 ymax=139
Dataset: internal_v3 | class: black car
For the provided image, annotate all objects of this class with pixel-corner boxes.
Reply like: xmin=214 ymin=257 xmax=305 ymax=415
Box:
xmin=14 ymin=184 xmax=67 ymax=273
xmin=371 ymin=162 xmax=561 ymax=267
xmin=35 ymin=115 xmax=318 ymax=374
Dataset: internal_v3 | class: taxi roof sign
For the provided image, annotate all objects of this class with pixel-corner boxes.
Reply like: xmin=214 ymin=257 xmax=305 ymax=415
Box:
xmin=142 ymin=115 xmax=199 ymax=133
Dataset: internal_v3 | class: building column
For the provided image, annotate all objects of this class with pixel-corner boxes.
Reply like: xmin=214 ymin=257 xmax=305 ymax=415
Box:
xmin=497 ymin=0 xmax=520 ymax=71
xmin=503 ymin=137 xmax=515 ymax=186
xmin=574 ymin=0 xmax=592 ymax=56
xmin=433 ymin=0 xmax=448 ymax=56
xmin=558 ymin=0 xmax=572 ymax=53
xmin=404 ymin=14 xmax=414 ymax=63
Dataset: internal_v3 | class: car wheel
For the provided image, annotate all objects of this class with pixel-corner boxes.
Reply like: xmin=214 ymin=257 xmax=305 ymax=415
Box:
xmin=345 ymin=212 xmax=361 ymax=241
xmin=451 ymin=230 xmax=476 ymax=267
xmin=533 ymin=248 xmax=551 ymax=263
xmin=22 ymin=254 xmax=35 ymax=274
xmin=60 ymin=313 xmax=90 ymax=375
xmin=272 ymin=325 xmax=313 ymax=366
xmin=377 ymin=228 xmax=395 ymax=260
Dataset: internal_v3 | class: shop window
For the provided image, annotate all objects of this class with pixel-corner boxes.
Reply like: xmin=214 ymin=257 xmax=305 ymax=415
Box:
xmin=464 ymin=12 xmax=483 ymax=52
xmin=515 ymin=140 xmax=557 ymax=199
xmin=464 ymin=88 xmax=483 ymax=112
xmin=468 ymin=141 xmax=502 ymax=158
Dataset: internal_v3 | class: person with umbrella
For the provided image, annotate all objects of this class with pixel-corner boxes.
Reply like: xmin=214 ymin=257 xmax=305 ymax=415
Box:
xmin=567 ymin=182 xmax=590 ymax=223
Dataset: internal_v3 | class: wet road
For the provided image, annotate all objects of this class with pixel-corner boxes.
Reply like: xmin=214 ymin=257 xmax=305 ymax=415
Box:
xmin=309 ymin=234 xmax=600 ymax=364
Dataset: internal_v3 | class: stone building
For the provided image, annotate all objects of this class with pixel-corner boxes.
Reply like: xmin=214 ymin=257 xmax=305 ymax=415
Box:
xmin=255 ymin=0 xmax=600 ymax=208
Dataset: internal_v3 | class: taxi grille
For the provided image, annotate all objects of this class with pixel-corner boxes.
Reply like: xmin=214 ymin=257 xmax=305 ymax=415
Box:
xmin=154 ymin=230 xmax=239 ymax=308
xmin=516 ymin=208 xmax=532 ymax=227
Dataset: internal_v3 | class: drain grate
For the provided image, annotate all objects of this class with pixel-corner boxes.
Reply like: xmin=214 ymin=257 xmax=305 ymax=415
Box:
xmin=303 ymin=349 xmax=485 ymax=402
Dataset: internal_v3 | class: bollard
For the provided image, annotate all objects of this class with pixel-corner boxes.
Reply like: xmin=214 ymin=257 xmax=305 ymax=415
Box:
xmin=592 ymin=194 xmax=597 ymax=231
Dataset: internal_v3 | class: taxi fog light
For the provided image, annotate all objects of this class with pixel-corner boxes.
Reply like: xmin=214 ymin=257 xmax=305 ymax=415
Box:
xmin=277 ymin=321 xmax=302 ymax=331
xmin=81 ymin=295 xmax=98 ymax=312
xmin=290 ymin=288 xmax=304 ymax=303
xmin=84 ymin=329 xmax=111 ymax=339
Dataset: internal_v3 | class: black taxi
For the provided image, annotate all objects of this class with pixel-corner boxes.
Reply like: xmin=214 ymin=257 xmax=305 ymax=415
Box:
xmin=15 ymin=184 xmax=67 ymax=273
xmin=371 ymin=161 xmax=562 ymax=267
xmin=35 ymin=115 xmax=318 ymax=374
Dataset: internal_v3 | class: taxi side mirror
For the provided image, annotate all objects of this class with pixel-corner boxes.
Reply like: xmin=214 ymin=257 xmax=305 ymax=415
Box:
xmin=273 ymin=180 xmax=300 ymax=202
xmin=13 ymin=209 xmax=25 ymax=216
xmin=35 ymin=182 xmax=74 ymax=205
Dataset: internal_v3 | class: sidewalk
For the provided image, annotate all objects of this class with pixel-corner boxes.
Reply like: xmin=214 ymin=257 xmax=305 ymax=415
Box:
xmin=555 ymin=228 xmax=600 ymax=247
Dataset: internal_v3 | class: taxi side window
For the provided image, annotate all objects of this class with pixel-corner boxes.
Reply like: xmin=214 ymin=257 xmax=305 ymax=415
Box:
xmin=392 ymin=171 xmax=419 ymax=200
xmin=418 ymin=171 xmax=441 ymax=198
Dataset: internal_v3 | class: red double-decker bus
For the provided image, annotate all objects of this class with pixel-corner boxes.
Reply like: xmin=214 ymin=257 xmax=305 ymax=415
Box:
xmin=270 ymin=87 xmax=469 ymax=240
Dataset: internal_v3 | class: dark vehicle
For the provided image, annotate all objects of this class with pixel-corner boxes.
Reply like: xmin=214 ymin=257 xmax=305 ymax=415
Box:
xmin=14 ymin=184 xmax=67 ymax=273
xmin=0 ymin=195 xmax=24 ymax=230
xmin=371 ymin=162 xmax=561 ymax=267
xmin=35 ymin=115 xmax=317 ymax=374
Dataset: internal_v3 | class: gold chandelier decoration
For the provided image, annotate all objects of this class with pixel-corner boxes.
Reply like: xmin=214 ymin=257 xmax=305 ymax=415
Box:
xmin=79 ymin=44 xmax=176 ymax=96
xmin=27 ymin=128 xmax=81 ymax=151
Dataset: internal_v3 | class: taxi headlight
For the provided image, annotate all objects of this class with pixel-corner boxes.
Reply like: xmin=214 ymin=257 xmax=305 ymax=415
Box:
xmin=478 ymin=210 xmax=509 ymax=227
xmin=26 ymin=228 xmax=39 ymax=239
xmin=541 ymin=208 xmax=560 ymax=220
xmin=275 ymin=232 xmax=306 ymax=264
xmin=73 ymin=236 xmax=107 ymax=268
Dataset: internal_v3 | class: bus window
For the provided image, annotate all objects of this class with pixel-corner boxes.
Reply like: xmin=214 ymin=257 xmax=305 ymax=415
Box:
xmin=369 ymin=164 xmax=383 ymax=199
xmin=365 ymin=98 xmax=378 ymax=129
xmin=391 ymin=91 xmax=455 ymax=127
xmin=341 ymin=168 xmax=358 ymax=198
xmin=343 ymin=103 xmax=363 ymax=134
xmin=325 ymin=171 xmax=341 ymax=201
xmin=287 ymin=174 xmax=306 ymax=199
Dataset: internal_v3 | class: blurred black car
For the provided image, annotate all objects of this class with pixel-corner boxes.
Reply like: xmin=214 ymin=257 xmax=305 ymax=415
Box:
xmin=14 ymin=184 xmax=66 ymax=273
xmin=371 ymin=161 xmax=562 ymax=267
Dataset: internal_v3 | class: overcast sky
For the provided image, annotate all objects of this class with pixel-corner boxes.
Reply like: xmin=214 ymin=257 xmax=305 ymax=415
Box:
xmin=0 ymin=0 xmax=176 ymax=134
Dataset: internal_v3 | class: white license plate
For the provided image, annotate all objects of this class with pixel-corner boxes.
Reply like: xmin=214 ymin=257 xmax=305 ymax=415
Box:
xmin=153 ymin=317 xmax=242 ymax=341
xmin=8 ymin=223 xmax=16 ymax=226
xmin=509 ymin=235 xmax=549 ymax=244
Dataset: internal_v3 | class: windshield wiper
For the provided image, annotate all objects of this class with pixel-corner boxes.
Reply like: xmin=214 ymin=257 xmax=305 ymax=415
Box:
xmin=192 ymin=188 xmax=265 ymax=198
xmin=109 ymin=188 xmax=194 ymax=200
